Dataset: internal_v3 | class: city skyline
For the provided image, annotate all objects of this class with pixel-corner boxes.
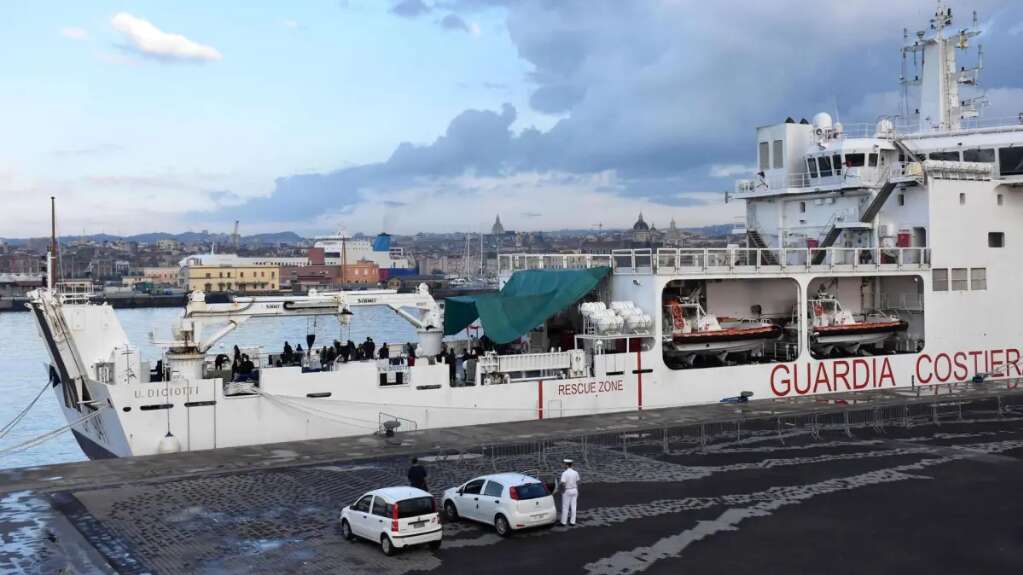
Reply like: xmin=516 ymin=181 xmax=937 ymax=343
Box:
xmin=3 ymin=1 xmax=1023 ymax=237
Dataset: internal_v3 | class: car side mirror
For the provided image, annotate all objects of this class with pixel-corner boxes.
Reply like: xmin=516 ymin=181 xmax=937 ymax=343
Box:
xmin=457 ymin=488 xmax=464 ymax=495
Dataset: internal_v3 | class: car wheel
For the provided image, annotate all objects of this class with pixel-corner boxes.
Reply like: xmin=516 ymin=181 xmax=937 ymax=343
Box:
xmin=444 ymin=501 xmax=459 ymax=521
xmin=381 ymin=534 xmax=395 ymax=556
xmin=494 ymin=514 xmax=511 ymax=537
xmin=340 ymin=519 xmax=354 ymax=541
xmin=429 ymin=539 xmax=442 ymax=550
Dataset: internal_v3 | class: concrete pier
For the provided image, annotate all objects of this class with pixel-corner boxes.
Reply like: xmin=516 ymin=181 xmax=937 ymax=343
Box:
xmin=3 ymin=383 xmax=1023 ymax=574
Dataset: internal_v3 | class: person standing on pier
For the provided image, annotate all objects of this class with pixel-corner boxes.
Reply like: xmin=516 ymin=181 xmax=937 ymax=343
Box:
xmin=408 ymin=457 xmax=428 ymax=491
xmin=558 ymin=459 xmax=579 ymax=526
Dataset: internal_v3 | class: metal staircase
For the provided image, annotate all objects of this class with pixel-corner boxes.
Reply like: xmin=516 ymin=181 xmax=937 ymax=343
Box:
xmin=747 ymin=228 xmax=777 ymax=265
xmin=858 ymin=180 xmax=899 ymax=223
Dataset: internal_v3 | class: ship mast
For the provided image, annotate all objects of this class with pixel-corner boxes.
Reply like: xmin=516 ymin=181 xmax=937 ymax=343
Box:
xmin=48 ymin=196 xmax=58 ymax=291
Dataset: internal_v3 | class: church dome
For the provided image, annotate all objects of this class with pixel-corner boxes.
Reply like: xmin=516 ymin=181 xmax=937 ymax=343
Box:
xmin=632 ymin=213 xmax=649 ymax=231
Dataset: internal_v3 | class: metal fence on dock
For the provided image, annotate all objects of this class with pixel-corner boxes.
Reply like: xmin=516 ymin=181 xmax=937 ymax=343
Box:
xmin=412 ymin=389 xmax=1023 ymax=487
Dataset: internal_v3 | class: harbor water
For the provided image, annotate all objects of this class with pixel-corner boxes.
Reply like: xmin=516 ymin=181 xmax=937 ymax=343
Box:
xmin=0 ymin=306 xmax=420 ymax=470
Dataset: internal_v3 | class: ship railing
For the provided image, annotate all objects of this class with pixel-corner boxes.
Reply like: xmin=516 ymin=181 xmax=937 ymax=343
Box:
xmin=500 ymin=248 xmax=929 ymax=276
xmin=654 ymin=247 xmax=930 ymax=274
xmin=55 ymin=281 xmax=95 ymax=304
xmin=497 ymin=253 xmax=613 ymax=275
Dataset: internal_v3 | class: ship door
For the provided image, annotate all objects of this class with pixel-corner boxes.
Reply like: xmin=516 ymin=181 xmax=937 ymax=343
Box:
xmin=546 ymin=400 xmax=563 ymax=418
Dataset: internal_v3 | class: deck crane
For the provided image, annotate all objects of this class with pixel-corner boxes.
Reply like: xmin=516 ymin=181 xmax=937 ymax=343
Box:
xmin=156 ymin=284 xmax=444 ymax=377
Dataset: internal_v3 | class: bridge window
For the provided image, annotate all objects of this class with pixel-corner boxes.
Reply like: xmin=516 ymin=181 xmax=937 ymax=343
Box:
xmin=817 ymin=155 xmax=833 ymax=177
xmin=999 ymin=147 xmax=1023 ymax=176
xmin=929 ymin=151 xmax=960 ymax=161
xmin=950 ymin=268 xmax=968 ymax=291
xmin=845 ymin=153 xmax=865 ymax=167
xmin=807 ymin=158 xmax=818 ymax=178
xmin=988 ymin=232 xmax=1005 ymax=248
xmin=970 ymin=268 xmax=987 ymax=291
xmin=963 ymin=148 xmax=994 ymax=163
xmin=772 ymin=140 xmax=783 ymax=169
xmin=868 ymin=153 xmax=878 ymax=167
xmin=759 ymin=142 xmax=770 ymax=171
xmin=932 ymin=268 xmax=948 ymax=291
xmin=832 ymin=154 xmax=842 ymax=174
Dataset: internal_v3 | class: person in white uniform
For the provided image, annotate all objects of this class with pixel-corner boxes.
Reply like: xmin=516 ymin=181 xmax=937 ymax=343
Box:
xmin=559 ymin=458 xmax=580 ymax=526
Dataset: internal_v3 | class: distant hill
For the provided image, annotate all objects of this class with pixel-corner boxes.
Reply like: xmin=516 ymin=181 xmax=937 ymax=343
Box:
xmin=0 ymin=231 xmax=306 ymax=247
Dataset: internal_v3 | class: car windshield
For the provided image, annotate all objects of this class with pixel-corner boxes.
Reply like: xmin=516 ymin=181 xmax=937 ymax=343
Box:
xmin=515 ymin=482 xmax=548 ymax=500
xmin=397 ymin=496 xmax=434 ymax=518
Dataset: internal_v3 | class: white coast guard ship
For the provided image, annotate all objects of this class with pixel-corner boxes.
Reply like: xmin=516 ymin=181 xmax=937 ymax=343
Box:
xmin=27 ymin=5 xmax=1023 ymax=458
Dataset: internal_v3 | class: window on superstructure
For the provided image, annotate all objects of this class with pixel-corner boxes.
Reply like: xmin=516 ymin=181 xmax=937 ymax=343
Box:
xmin=932 ymin=269 xmax=948 ymax=291
xmin=772 ymin=140 xmax=783 ymax=169
xmin=929 ymin=151 xmax=960 ymax=162
xmin=950 ymin=268 xmax=968 ymax=291
xmin=898 ymin=194 xmax=905 ymax=206
xmin=970 ymin=268 xmax=987 ymax=290
xmin=845 ymin=153 xmax=865 ymax=167
xmin=799 ymin=201 xmax=806 ymax=213
xmin=959 ymin=193 xmax=966 ymax=205
xmin=997 ymin=194 xmax=1004 ymax=206
xmin=818 ymin=156 xmax=833 ymax=177
xmin=833 ymin=154 xmax=843 ymax=175
xmin=988 ymin=232 xmax=1004 ymax=248
xmin=963 ymin=149 xmax=994 ymax=163
xmin=868 ymin=153 xmax=878 ymax=167
xmin=759 ymin=142 xmax=770 ymax=171
xmin=806 ymin=158 xmax=818 ymax=178
xmin=999 ymin=147 xmax=1023 ymax=176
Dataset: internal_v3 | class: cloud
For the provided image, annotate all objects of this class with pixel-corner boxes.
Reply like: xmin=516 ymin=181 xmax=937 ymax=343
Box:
xmin=110 ymin=12 xmax=222 ymax=62
xmin=440 ymin=14 xmax=468 ymax=32
xmin=53 ymin=144 xmax=123 ymax=157
xmin=211 ymin=0 xmax=1023 ymax=233
xmin=708 ymin=164 xmax=754 ymax=178
xmin=60 ymin=27 xmax=88 ymax=41
xmin=391 ymin=0 xmax=431 ymax=19
xmin=439 ymin=14 xmax=480 ymax=36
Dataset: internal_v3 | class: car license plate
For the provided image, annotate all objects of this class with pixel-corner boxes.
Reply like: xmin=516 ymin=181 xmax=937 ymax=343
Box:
xmin=530 ymin=513 xmax=545 ymax=520
xmin=411 ymin=521 xmax=425 ymax=529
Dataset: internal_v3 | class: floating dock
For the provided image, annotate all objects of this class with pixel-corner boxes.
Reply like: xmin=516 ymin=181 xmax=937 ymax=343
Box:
xmin=3 ymin=383 xmax=1023 ymax=574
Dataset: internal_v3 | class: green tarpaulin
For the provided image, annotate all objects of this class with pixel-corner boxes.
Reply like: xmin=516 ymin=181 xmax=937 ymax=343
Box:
xmin=443 ymin=266 xmax=610 ymax=344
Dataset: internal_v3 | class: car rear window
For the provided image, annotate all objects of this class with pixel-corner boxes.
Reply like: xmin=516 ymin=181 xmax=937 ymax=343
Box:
xmin=397 ymin=496 xmax=434 ymax=518
xmin=515 ymin=483 xmax=548 ymax=500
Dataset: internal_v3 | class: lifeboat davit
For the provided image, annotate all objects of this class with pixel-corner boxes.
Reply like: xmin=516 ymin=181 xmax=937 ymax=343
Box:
xmin=808 ymin=294 xmax=907 ymax=355
xmin=663 ymin=299 xmax=781 ymax=364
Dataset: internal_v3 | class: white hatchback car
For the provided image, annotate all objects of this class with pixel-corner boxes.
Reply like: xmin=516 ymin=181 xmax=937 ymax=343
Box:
xmin=339 ymin=487 xmax=442 ymax=555
xmin=442 ymin=473 xmax=557 ymax=536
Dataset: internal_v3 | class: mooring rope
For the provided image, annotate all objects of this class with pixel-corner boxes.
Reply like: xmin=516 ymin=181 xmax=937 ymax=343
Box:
xmin=0 ymin=380 xmax=53 ymax=440
xmin=0 ymin=406 xmax=108 ymax=458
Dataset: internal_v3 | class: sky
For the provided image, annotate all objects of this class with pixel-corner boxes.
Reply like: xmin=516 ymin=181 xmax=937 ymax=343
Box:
xmin=1 ymin=0 xmax=1022 ymax=238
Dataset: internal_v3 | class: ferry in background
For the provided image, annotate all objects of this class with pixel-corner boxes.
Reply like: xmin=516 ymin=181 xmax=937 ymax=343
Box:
xmin=25 ymin=5 xmax=1023 ymax=459
xmin=313 ymin=231 xmax=418 ymax=282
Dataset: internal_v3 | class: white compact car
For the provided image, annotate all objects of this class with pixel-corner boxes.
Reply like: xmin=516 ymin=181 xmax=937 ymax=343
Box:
xmin=339 ymin=487 xmax=442 ymax=555
xmin=442 ymin=473 xmax=557 ymax=536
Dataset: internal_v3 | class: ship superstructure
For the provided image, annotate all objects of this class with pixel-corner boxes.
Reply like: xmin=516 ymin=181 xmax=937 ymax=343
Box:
xmin=26 ymin=5 xmax=1023 ymax=459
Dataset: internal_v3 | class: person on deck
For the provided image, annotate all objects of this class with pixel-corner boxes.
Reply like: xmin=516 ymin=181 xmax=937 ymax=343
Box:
xmin=446 ymin=349 xmax=456 ymax=383
xmin=295 ymin=344 xmax=304 ymax=366
xmin=282 ymin=341 xmax=293 ymax=364
xmin=379 ymin=343 xmax=390 ymax=360
xmin=363 ymin=337 xmax=375 ymax=360
xmin=406 ymin=343 xmax=416 ymax=367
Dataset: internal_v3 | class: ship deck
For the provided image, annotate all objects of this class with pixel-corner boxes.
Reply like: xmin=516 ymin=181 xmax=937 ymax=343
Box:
xmin=3 ymin=382 xmax=1023 ymax=574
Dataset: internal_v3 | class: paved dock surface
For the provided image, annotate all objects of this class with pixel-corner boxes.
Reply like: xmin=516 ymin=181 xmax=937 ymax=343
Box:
xmin=2 ymin=387 xmax=1022 ymax=574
